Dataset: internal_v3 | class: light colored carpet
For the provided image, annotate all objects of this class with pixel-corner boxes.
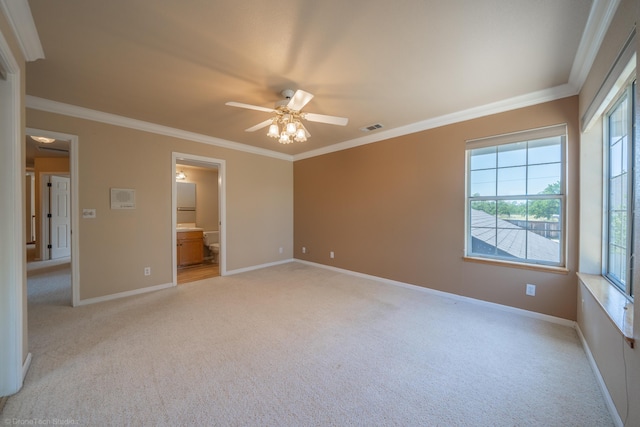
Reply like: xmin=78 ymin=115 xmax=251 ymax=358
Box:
xmin=3 ymin=262 xmax=613 ymax=426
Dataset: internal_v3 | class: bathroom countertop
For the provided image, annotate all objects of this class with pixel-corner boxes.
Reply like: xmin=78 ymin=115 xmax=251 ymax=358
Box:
xmin=176 ymin=227 xmax=203 ymax=232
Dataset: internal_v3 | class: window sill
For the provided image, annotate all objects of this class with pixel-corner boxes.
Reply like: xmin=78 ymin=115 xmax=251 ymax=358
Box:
xmin=577 ymin=272 xmax=634 ymax=348
xmin=463 ymin=256 xmax=569 ymax=274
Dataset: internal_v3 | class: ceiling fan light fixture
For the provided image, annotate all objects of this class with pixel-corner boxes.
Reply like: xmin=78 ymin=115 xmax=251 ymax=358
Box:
xmin=285 ymin=120 xmax=297 ymax=135
xmin=176 ymin=171 xmax=187 ymax=180
xmin=278 ymin=132 xmax=291 ymax=144
xmin=227 ymin=88 xmax=348 ymax=145
xmin=267 ymin=122 xmax=280 ymax=138
xmin=294 ymin=127 xmax=307 ymax=142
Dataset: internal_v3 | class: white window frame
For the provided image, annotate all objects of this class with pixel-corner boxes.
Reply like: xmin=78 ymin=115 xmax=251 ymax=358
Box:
xmin=603 ymin=79 xmax=635 ymax=298
xmin=465 ymin=124 xmax=567 ymax=268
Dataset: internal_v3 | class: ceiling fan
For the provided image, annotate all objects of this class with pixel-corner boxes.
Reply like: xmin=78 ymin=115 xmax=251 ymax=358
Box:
xmin=226 ymin=89 xmax=348 ymax=144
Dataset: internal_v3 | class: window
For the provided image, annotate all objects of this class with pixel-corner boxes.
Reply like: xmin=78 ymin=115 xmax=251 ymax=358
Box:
xmin=605 ymin=80 xmax=635 ymax=297
xmin=466 ymin=125 xmax=566 ymax=267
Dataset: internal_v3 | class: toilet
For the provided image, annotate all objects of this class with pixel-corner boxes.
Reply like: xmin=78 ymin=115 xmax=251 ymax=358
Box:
xmin=203 ymin=231 xmax=220 ymax=264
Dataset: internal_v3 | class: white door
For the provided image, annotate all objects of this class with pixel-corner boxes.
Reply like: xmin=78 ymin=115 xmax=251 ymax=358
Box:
xmin=50 ymin=176 xmax=71 ymax=259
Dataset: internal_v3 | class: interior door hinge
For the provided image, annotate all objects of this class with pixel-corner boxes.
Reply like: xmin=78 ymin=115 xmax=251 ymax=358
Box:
xmin=47 ymin=213 xmax=52 ymax=218
xmin=47 ymin=244 xmax=52 ymax=249
xmin=47 ymin=182 xmax=52 ymax=187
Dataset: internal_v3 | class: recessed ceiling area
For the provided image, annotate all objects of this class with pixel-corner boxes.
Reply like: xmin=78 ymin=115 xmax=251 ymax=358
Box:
xmin=25 ymin=0 xmax=595 ymax=157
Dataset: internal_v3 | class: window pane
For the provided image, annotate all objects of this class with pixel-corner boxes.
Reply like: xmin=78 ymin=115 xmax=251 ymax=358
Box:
xmin=527 ymin=232 xmax=561 ymax=263
xmin=470 ymin=169 xmax=496 ymax=197
xmin=497 ymin=166 xmax=526 ymax=196
xmin=526 ymin=199 xmax=561 ymax=263
xmin=528 ymin=137 xmax=562 ymax=164
xmin=498 ymin=142 xmax=526 ymax=168
xmin=471 ymin=200 xmax=496 ymax=219
xmin=527 ymin=197 xmax=560 ymax=229
xmin=528 ymin=164 xmax=561 ymax=195
xmin=609 ymin=211 xmax=627 ymax=248
xmin=609 ymin=97 xmax=627 ymax=141
xmin=609 ymin=174 xmax=626 ymax=211
xmin=497 ymin=200 xmax=526 ymax=223
xmin=610 ymin=139 xmax=623 ymax=177
xmin=608 ymin=244 xmax=626 ymax=287
xmin=470 ymin=147 xmax=496 ymax=170
xmin=470 ymin=203 xmax=497 ymax=256
xmin=471 ymin=227 xmax=497 ymax=256
xmin=528 ymin=197 xmax=560 ymax=222
xmin=496 ymin=228 xmax=526 ymax=260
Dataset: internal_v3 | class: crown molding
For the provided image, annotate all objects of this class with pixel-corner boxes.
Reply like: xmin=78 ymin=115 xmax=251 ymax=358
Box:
xmin=25 ymin=96 xmax=293 ymax=162
xmin=0 ymin=0 xmax=44 ymax=62
xmin=294 ymin=83 xmax=578 ymax=161
xmin=28 ymin=82 xmax=578 ymax=165
xmin=569 ymin=0 xmax=621 ymax=91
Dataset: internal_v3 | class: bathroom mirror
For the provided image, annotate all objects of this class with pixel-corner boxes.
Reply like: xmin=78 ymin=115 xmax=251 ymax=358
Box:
xmin=177 ymin=182 xmax=196 ymax=211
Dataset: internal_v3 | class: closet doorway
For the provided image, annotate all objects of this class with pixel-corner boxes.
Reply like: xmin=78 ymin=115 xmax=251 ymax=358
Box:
xmin=172 ymin=153 xmax=226 ymax=285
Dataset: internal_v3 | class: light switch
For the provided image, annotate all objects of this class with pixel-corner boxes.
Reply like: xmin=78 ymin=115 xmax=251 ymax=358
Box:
xmin=82 ymin=209 xmax=96 ymax=219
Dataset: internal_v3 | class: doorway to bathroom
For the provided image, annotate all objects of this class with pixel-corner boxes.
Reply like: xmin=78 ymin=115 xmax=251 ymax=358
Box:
xmin=172 ymin=153 xmax=225 ymax=285
xmin=25 ymin=128 xmax=79 ymax=306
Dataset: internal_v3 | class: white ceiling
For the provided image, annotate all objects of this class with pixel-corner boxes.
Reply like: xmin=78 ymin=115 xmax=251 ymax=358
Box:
xmin=24 ymin=0 xmax=601 ymax=158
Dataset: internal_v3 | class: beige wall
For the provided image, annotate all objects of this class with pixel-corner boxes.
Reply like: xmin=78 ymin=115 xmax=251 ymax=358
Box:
xmin=33 ymin=157 xmax=70 ymax=259
xmin=26 ymin=108 xmax=293 ymax=301
xmin=295 ymin=96 xmax=579 ymax=320
xmin=577 ymin=0 xmax=640 ymax=424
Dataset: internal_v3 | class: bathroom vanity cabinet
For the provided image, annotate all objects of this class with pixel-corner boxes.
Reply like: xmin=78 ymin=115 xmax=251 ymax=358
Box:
xmin=177 ymin=230 xmax=203 ymax=267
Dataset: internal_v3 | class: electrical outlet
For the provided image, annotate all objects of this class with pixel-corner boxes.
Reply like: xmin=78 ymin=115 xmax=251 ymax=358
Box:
xmin=279 ymin=247 xmax=283 ymax=254
xmin=330 ymin=251 xmax=334 ymax=259
xmin=526 ymin=284 xmax=536 ymax=296
xmin=302 ymin=247 xmax=306 ymax=254
xmin=144 ymin=267 xmax=151 ymax=276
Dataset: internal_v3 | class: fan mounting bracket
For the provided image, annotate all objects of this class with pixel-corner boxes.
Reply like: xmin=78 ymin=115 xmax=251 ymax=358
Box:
xmin=281 ymin=89 xmax=295 ymax=99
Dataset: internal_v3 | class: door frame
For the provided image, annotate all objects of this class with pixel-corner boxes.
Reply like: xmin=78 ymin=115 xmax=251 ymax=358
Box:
xmin=172 ymin=152 xmax=226 ymax=284
xmin=0 ymin=25 xmax=23 ymax=396
xmin=27 ymin=127 xmax=80 ymax=307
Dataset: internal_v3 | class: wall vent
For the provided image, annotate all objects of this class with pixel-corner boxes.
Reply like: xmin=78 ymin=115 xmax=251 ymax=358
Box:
xmin=360 ymin=123 xmax=384 ymax=132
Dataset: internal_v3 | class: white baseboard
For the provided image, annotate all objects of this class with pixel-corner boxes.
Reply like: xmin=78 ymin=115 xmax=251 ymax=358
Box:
xmin=226 ymin=258 xmax=294 ymax=276
xmin=75 ymin=282 xmax=174 ymax=306
xmin=22 ymin=352 xmax=32 ymax=382
xmin=575 ymin=324 xmax=623 ymax=427
xmin=74 ymin=258 xmax=294 ymax=306
xmin=294 ymin=259 xmax=576 ymax=328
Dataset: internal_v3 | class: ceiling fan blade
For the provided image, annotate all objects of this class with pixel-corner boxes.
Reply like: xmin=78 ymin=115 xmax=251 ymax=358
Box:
xmin=287 ymin=90 xmax=314 ymax=111
xmin=226 ymin=101 xmax=275 ymax=113
xmin=245 ymin=119 xmax=273 ymax=132
xmin=304 ymin=112 xmax=349 ymax=126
